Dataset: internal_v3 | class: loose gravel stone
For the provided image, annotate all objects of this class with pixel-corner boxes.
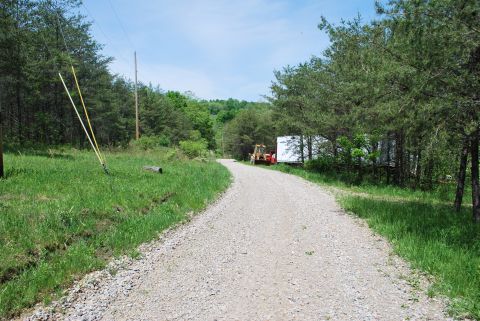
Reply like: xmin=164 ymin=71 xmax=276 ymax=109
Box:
xmin=22 ymin=160 xmax=452 ymax=321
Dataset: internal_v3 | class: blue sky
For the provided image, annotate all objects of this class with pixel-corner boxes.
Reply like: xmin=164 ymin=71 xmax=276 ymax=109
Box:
xmin=81 ymin=1 xmax=377 ymax=101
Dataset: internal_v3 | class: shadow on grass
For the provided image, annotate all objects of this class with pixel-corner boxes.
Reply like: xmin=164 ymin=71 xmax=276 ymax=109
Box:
xmin=341 ymin=196 xmax=480 ymax=318
xmin=4 ymin=144 xmax=76 ymax=160
xmin=12 ymin=150 xmax=74 ymax=160
xmin=3 ymin=167 xmax=34 ymax=179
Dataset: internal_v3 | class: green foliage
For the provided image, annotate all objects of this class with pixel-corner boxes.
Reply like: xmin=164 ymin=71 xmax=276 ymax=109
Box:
xmin=337 ymin=136 xmax=354 ymax=166
xmin=367 ymin=150 xmax=380 ymax=162
xmin=304 ymin=155 xmax=335 ymax=173
xmin=179 ymin=130 xmax=209 ymax=159
xmin=351 ymin=148 xmax=365 ymax=159
xmin=352 ymin=134 xmax=367 ymax=149
xmin=0 ymin=149 xmax=230 ymax=318
xmin=270 ymin=0 xmax=480 ymax=201
xmin=131 ymin=135 xmax=171 ymax=150
xmin=179 ymin=140 xmax=208 ymax=159
xmin=223 ymin=108 xmax=275 ymax=160
xmin=165 ymin=91 xmax=216 ymax=149
xmin=0 ymin=3 xmax=219 ymax=151
xmin=209 ymin=99 xmax=272 ymax=156
xmin=138 ymin=86 xmax=192 ymax=145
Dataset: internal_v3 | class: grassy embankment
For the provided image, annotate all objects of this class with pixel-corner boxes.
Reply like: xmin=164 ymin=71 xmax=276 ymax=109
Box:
xmin=0 ymin=148 xmax=230 ymax=319
xmin=271 ymin=164 xmax=480 ymax=319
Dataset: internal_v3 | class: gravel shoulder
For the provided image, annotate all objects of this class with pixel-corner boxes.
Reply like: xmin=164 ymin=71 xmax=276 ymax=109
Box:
xmin=24 ymin=159 xmax=451 ymax=321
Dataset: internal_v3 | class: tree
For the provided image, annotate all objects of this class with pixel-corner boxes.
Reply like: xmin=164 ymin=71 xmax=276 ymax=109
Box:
xmin=223 ymin=108 xmax=275 ymax=160
xmin=269 ymin=0 xmax=480 ymax=222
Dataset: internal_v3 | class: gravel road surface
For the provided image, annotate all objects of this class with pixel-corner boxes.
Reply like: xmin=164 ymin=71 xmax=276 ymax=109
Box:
xmin=25 ymin=159 xmax=450 ymax=321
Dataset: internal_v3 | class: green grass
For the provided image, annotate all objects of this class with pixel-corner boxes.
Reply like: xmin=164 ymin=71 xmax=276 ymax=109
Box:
xmin=269 ymin=163 xmax=480 ymax=319
xmin=272 ymin=163 xmax=469 ymax=204
xmin=0 ymin=148 xmax=230 ymax=319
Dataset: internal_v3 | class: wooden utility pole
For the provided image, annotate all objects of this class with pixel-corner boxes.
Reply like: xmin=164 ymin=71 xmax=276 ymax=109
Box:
xmin=134 ymin=51 xmax=139 ymax=140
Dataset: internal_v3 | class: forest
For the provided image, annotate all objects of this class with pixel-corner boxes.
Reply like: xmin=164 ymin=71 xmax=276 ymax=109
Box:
xmin=2 ymin=0 xmax=480 ymax=223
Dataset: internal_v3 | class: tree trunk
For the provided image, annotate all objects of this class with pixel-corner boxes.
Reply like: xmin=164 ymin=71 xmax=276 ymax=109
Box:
xmin=372 ymin=142 xmax=378 ymax=179
xmin=394 ymin=131 xmax=404 ymax=186
xmin=414 ymin=148 xmax=422 ymax=190
xmin=405 ymin=150 xmax=411 ymax=184
xmin=454 ymin=138 xmax=469 ymax=212
xmin=356 ymin=156 xmax=363 ymax=184
xmin=0 ymin=125 xmax=3 ymax=179
xmin=332 ymin=136 xmax=338 ymax=158
xmin=471 ymin=131 xmax=480 ymax=223
xmin=386 ymin=139 xmax=391 ymax=185
xmin=423 ymin=157 xmax=434 ymax=190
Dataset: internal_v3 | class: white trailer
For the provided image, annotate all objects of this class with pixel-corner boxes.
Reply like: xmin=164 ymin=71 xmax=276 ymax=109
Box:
xmin=276 ymin=135 xmax=327 ymax=163
xmin=276 ymin=136 xmax=303 ymax=163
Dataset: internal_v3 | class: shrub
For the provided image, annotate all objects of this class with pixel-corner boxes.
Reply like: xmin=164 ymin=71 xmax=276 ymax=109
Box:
xmin=179 ymin=139 xmax=208 ymax=158
xmin=157 ymin=135 xmax=171 ymax=147
xmin=305 ymin=155 xmax=336 ymax=173
xmin=131 ymin=135 xmax=171 ymax=150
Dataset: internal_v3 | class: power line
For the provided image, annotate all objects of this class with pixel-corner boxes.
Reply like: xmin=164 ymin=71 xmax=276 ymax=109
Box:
xmin=41 ymin=1 xmax=71 ymax=55
xmin=80 ymin=2 xmax=131 ymax=65
xmin=107 ymin=0 xmax=135 ymax=50
xmin=54 ymin=9 xmax=71 ymax=55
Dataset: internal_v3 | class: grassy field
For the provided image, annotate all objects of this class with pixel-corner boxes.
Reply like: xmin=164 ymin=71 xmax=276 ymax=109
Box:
xmin=0 ymin=148 xmax=230 ymax=319
xmin=271 ymin=164 xmax=480 ymax=319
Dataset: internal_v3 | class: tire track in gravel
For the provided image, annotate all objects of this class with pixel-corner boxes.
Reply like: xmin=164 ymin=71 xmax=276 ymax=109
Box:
xmin=25 ymin=159 xmax=451 ymax=321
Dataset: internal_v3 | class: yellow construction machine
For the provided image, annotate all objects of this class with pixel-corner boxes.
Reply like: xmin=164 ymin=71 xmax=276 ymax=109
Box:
xmin=250 ymin=144 xmax=276 ymax=165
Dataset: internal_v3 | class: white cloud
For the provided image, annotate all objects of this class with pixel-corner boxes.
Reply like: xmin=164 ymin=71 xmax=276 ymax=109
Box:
xmin=109 ymin=58 xmax=217 ymax=98
xmin=89 ymin=0 xmax=349 ymax=100
xmin=139 ymin=63 xmax=217 ymax=99
xmin=161 ymin=0 xmax=320 ymax=63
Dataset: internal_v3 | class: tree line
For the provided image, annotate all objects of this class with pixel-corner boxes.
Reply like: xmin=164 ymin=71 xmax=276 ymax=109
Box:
xmin=263 ymin=0 xmax=480 ymax=222
xmin=0 ymin=0 xmax=213 ymax=149
xmin=0 ymin=0 xmax=268 ymax=155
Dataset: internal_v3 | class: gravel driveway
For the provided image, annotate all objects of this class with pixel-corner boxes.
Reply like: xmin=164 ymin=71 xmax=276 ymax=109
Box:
xmin=25 ymin=159 xmax=451 ymax=321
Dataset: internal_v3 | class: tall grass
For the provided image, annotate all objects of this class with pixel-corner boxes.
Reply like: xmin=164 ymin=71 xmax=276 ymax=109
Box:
xmin=270 ymin=163 xmax=480 ymax=319
xmin=0 ymin=148 xmax=230 ymax=318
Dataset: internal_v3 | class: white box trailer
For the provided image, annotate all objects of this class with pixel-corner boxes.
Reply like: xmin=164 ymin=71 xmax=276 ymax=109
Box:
xmin=276 ymin=135 xmax=327 ymax=163
xmin=276 ymin=136 xmax=304 ymax=163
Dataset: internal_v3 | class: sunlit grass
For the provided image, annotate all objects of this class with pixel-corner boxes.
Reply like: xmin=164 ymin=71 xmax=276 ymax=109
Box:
xmin=0 ymin=148 xmax=230 ymax=318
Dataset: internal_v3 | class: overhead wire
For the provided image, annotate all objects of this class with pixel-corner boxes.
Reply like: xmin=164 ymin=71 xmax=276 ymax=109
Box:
xmin=80 ymin=2 xmax=132 ymax=65
xmin=54 ymin=9 xmax=71 ymax=56
xmin=106 ymin=0 xmax=135 ymax=50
